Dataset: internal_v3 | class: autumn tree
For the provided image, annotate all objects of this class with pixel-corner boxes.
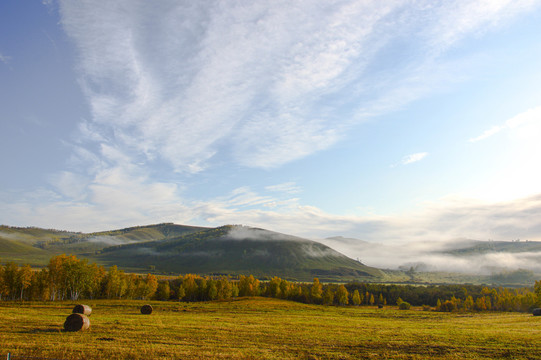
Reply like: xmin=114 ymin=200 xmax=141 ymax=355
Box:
xmin=177 ymin=284 xmax=186 ymax=300
xmin=239 ymin=275 xmax=260 ymax=297
xmin=18 ymin=264 xmax=33 ymax=300
xmin=310 ymin=278 xmax=323 ymax=303
xmin=464 ymin=296 xmax=474 ymax=311
xmin=30 ymin=268 xmax=50 ymax=301
xmin=352 ymin=289 xmax=361 ymax=306
xmin=217 ymin=277 xmax=232 ymax=300
xmin=144 ymin=273 xmax=158 ymax=300
xmin=336 ymin=285 xmax=349 ymax=306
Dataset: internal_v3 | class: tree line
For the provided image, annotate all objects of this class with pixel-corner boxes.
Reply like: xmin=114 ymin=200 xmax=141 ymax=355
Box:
xmin=1 ymin=255 xmax=540 ymax=312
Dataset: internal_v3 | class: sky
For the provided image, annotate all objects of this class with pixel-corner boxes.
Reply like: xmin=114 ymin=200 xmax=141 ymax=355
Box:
xmin=1 ymin=0 xmax=541 ymax=253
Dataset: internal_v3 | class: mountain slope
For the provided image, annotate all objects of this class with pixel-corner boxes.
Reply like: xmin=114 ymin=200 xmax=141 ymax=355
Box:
xmin=0 ymin=223 xmax=207 ymax=265
xmin=95 ymin=225 xmax=383 ymax=281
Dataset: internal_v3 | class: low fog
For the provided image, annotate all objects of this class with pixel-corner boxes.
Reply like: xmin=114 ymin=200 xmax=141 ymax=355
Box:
xmin=86 ymin=235 xmax=137 ymax=246
xmin=227 ymin=225 xmax=307 ymax=242
xmin=319 ymin=236 xmax=541 ymax=275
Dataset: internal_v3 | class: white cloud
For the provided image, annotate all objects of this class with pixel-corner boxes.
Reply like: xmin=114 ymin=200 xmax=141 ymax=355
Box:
xmin=469 ymin=125 xmax=503 ymax=142
xmin=193 ymin=188 xmax=541 ymax=247
xmin=465 ymin=106 xmax=541 ymax=202
xmin=401 ymin=152 xmax=428 ymax=165
xmin=57 ymin=0 xmax=539 ymax=173
xmin=4 ymin=0 xmax=541 ymax=246
xmin=470 ymin=106 xmax=541 ymax=142
xmin=265 ymin=182 xmax=301 ymax=194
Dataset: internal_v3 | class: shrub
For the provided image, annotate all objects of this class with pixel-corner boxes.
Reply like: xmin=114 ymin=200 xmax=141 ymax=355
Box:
xmin=399 ymin=301 xmax=411 ymax=310
xmin=438 ymin=300 xmax=457 ymax=312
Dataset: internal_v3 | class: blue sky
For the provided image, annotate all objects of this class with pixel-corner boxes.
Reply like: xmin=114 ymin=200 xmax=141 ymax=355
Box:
xmin=1 ymin=0 xmax=541 ymax=253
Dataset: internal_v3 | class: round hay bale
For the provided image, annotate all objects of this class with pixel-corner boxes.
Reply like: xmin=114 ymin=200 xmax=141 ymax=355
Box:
xmin=533 ymin=308 xmax=541 ymax=316
xmin=72 ymin=304 xmax=92 ymax=316
xmin=64 ymin=313 xmax=90 ymax=332
xmin=141 ymin=304 xmax=153 ymax=315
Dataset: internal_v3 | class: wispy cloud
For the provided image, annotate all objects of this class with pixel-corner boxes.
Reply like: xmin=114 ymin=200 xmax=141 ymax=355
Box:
xmin=4 ymin=0 xmax=541 ymax=243
xmin=390 ymin=152 xmax=428 ymax=167
xmin=0 ymin=53 xmax=11 ymax=65
xmin=57 ymin=0 xmax=538 ymax=173
xmin=402 ymin=152 xmax=428 ymax=165
xmin=265 ymin=182 xmax=301 ymax=195
xmin=469 ymin=106 xmax=541 ymax=142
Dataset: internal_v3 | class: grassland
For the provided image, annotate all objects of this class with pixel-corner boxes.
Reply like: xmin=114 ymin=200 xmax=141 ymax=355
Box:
xmin=1 ymin=297 xmax=540 ymax=359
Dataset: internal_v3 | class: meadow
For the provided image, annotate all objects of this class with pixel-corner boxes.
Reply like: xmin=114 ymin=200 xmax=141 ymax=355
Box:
xmin=1 ymin=297 xmax=540 ymax=359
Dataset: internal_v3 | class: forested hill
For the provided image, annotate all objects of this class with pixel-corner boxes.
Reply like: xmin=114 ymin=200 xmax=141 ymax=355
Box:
xmin=95 ymin=225 xmax=383 ymax=282
xmin=0 ymin=223 xmax=207 ymax=264
xmin=0 ymin=223 xmax=382 ymax=282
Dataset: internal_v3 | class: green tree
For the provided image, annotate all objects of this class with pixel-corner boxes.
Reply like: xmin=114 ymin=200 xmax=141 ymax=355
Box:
xmin=399 ymin=301 xmax=411 ymax=310
xmin=0 ymin=263 xmax=5 ymax=300
xmin=217 ymin=277 xmax=232 ymax=300
xmin=279 ymin=279 xmax=290 ymax=299
xmin=322 ymin=287 xmax=334 ymax=305
xmin=181 ymin=274 xmax=198 ymax=301
xmin=207 ymin=280 xmax=218 ymax=300
xmin=239 ymin=275 xmax=259 ymax=297
xmin=3 ymin=262 xmax=20 ymax=300
xmin=267 ymin=277 xmax=282 ymax=298
xmin=231 ymin=283 xmax=239 ymax=298
xmin=156 ymin=281 xmax=171 ymax=300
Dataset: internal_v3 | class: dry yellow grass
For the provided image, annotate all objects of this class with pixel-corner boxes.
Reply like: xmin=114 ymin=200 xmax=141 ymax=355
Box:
xmin=1 ymin=297 xmax=540 ymax=359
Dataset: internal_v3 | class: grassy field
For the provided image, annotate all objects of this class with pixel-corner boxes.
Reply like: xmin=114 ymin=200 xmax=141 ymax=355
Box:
xmin=1 ymin=297 xmax=540 ymax=359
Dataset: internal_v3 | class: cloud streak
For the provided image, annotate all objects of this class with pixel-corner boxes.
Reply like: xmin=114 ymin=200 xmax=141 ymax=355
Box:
xmin=57 ymin=0 xmax=539 ymax=173
xmin=399 ymin=152 xmax=428 ymax=166
xmin=3 ymin=0 xmax=541 ymax=258
xmin=469 ymin=106 xmax=541 ymax=142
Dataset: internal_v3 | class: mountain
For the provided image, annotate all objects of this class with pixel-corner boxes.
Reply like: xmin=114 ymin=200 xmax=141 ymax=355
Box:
xmin=94 ymin=225 xmax=383 ymax=281
xmin=0 ymin=223 xmax=207 ymax=265
xmin=0 ymin=223 xmax=382 ymax=282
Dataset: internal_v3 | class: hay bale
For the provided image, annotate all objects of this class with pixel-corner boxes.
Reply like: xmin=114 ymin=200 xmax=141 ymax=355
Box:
xmin=64 ymin=313 xmax=90 ymax=332
xmin=140 ymin=304 xmax=153 ymax=315
xmin=533 ymin=308 xmax=541 ymax=316
xmin=72 ymin=304 xmax=92 ymax=316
